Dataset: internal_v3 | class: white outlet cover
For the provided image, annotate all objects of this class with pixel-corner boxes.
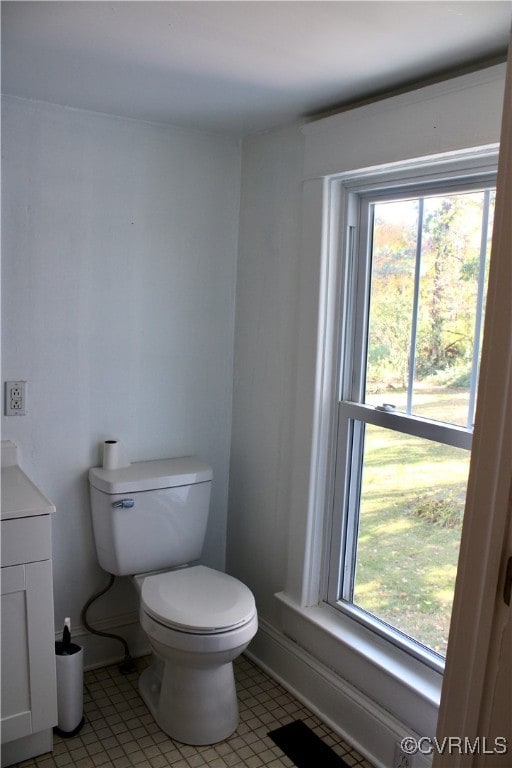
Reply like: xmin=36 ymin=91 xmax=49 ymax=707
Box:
xmin=5 ymin=380 xmax=27 ymax=416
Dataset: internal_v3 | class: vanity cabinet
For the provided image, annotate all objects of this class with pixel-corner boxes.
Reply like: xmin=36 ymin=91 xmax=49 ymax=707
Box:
xmin=1 ymin=453 xmax=57 ymax=767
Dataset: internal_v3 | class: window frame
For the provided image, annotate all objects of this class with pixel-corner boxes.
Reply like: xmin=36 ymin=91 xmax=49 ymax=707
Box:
xmin=321 ymin=154 xmax=498 ymax=671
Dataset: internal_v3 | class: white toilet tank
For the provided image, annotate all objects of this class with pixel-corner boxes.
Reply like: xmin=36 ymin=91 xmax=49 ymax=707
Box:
xmin=89 ymin=457 xmax=213 ymax=576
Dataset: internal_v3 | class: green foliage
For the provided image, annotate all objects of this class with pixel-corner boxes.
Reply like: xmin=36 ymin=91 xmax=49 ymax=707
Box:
xmin=459 ymin=257 xmax=481 ymax=281
xmin=367 ymin=191 xmax=490 ymax=389
xmin=409 ymin=489 xmax=465 ymax=528
xmin=429 ymin=364 xmax=472 ymax=389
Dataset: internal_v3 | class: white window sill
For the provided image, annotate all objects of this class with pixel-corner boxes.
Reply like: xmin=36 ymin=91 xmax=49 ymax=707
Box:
xmin=276 ymin=591 xmax=442 ymax=736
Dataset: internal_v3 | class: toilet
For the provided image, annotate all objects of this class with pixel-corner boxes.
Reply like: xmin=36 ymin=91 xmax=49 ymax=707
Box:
xmin=89 ymin=456 xmax=258 ymax=745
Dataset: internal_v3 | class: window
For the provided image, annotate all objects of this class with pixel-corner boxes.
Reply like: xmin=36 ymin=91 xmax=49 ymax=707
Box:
xmin=326 ymin=165 xmax=496 ymax=668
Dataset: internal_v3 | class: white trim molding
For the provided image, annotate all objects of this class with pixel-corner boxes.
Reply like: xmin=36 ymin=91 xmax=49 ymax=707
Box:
xmin=301 ymin=64 xmax=506 ymax=179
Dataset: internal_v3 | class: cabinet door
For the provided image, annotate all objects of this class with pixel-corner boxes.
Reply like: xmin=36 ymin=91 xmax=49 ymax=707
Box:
xmin=1 ymin=560 xmax=57 ymax=743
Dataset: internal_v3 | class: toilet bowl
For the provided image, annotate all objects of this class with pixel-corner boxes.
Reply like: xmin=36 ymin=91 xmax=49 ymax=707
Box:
xmin=135 ymin=565 xmax=257 ymax=744
xmin=88 ymin=456 xmax=258 ymax=745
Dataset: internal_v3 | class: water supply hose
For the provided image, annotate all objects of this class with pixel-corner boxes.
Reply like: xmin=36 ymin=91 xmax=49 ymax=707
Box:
xmin=81 ymin=574 xmax=136 ymax=674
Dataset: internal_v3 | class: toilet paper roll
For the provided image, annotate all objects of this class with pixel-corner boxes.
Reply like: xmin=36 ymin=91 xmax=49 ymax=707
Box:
xmin=102 ymin=440 xmax=129 ymax=470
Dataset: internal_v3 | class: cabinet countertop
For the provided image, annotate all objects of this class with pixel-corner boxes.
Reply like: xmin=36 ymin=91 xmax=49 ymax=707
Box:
xmin=1 ymin=465 xmax=55 ymax=520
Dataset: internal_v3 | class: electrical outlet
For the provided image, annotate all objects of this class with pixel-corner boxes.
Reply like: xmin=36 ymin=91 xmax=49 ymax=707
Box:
xmin=5 ymin=380 xmax=27 ymax=416
xmin=394 ymin=741 xmax=415 ymax=768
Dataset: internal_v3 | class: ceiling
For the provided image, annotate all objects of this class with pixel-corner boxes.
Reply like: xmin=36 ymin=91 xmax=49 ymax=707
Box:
xmin=2 ymin=1 xmax=511 ymax=136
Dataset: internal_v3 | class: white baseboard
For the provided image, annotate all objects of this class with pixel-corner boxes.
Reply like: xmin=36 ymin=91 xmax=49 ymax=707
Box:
xmin=56 ymin=611 xmax=150 ymax=670
xmin=247 ymin=618 xmax=432 ymax=768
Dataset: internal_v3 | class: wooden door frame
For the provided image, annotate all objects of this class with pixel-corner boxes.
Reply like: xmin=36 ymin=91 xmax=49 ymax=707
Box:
xmin=434 ymin=37 xmax=512 ymax=767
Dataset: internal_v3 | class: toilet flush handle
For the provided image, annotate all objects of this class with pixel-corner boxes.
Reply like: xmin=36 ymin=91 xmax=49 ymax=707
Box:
xmin=112 ymin=499 xmax=135 ymax=509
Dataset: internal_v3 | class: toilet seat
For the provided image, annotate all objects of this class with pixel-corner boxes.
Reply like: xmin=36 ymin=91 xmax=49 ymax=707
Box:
xmin=141 ymin=565 xmax=256 ymax=634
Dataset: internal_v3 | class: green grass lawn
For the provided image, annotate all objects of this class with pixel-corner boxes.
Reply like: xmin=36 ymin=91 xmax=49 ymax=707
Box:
xmin=353 ymin=387 xmax=470 ymax=656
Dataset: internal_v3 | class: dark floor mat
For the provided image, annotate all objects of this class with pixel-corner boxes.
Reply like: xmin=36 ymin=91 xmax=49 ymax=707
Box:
xmin=268 ymin=720 xmax=351 ymax=767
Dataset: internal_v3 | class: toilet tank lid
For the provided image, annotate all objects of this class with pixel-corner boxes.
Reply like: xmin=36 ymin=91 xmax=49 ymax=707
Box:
xmin=89 ymin=456 xmax=212 ymax=494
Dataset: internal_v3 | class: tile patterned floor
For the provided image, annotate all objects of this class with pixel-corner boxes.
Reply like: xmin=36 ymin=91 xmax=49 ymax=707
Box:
xmin=11 ymin=655 xmax=374 ymax=768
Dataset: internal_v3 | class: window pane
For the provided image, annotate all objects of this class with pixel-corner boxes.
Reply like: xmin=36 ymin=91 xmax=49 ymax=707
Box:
xmin=365 ymin=199 xmax=417 ymax=406
xmin=414 ymin=192 xmax=493 ymax=427
xmin=352 ymin=423 xmax=470 ymax=656
xmin=365 ymin=190 xmax=493 ymax=429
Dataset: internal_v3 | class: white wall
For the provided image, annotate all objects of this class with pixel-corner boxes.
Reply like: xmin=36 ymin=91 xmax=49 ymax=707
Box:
xmin=2 ymin=96 xmax=241 ymax=655
xmin=227 ymin=122 xmax=305 ymax=626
